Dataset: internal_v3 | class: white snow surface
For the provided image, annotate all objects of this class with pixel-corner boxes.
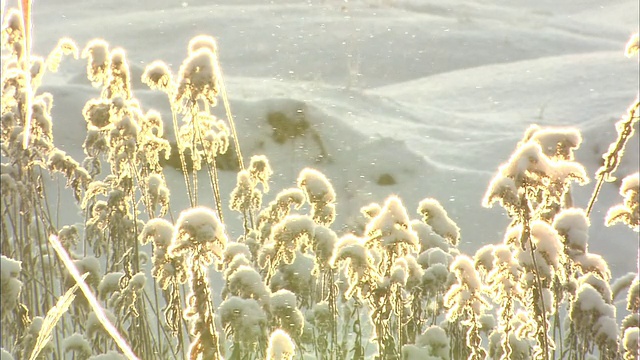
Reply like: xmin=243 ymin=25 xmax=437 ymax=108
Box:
xmin=19 ymin=0 xmax=638 ymax=291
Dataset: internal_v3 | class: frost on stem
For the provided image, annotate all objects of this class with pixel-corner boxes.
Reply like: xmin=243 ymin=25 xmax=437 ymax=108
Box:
xmin=485 ymin=245 xmax=523 ymax=360
xmin=267 ymin=329 xmax=295 ymax=360
xmin=297 ymin=168 xmax=336 ymax=226
xmin=81 ymin=39 xmax=111 ymax=87
xmin=417 ymin=198 xmax=460 ymax=246
xmin=0 ymin=255 xmax=23 ymax=320
xmin=605 ymin=172 xmax=639 ymax=231
xmin=169 ymin=206 xmax=228 ymax=266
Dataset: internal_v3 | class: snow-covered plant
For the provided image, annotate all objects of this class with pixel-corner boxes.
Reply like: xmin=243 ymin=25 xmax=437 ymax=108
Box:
xmin=269 ymin=289 xmax=305 ymax=341
xmin=605 ymin=172 xmax=639 ymax=231
xmin=1 ymin=255 xmax=23 ymax=320
xmin=417 ymin=198 xmax=460 ymax=246
xmin=567 ymin=282 xmax=620 ymax=358
xmin=267 ymin=329 xmax=295 ymax=360
xmin=485 ymin=245 xmax=523 ymax=360
xmin=297 ymin=168 xmax=336 ymax=226
xmin=169 ymin=207 xmax=227 ymax=360
xmin=219 ymin=296 xmax=268 ymax=357
xmin=444 ymin=255 xmax=489 ymax=360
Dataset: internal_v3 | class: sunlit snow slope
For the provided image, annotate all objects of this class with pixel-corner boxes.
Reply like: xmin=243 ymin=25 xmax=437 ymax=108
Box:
xmin=32 ymin=0 xmax=639 ymax=279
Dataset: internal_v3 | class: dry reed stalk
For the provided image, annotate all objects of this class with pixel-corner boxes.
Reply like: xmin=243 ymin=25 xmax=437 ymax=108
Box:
xmin=49 ymin=234 xmax=139 ymax=360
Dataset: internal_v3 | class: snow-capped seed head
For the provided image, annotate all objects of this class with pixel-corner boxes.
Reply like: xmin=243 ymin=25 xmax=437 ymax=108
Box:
xmin=390 ymin=258 xmax=409 ymax=286
xmin=269 ymin=289 xmax=304 ymax=338
xmin=526 ymin=126 xmax=582 ymax=161
xmin=605 ymin=172 xmax=639 ymax=231
xmin=1 ymin=255 xmax=22 ymax=319
xmin=297 ymin=168 xmax=336 ymax=205
xmin=82 ymin=98 xmax=112 ymax=129
xmin=98 ymin=272 xmax=124 ymax=301
xmin=221 ymin=242 xmax=252 ymax=268
xmin=1 ymin=9 xmax=24 ymax=58
xmin=249 ymin=155 xmax=273 ymax=192
xmin=311 ymin=225 xmax=337 ymax=271
xmin=142 ymin=110 xmax=163 ymax=136
xmin=188 ymin=35 xmax=218 ymax=56
xmin=270 ymin=215 xmax=316 ymax=257
xmin=415 ymin=325 xmax=450 ymax=357
xmin=622 ymin=327 xmax=639 ymax=358
xmin=46 ymin=37 xmax=79 ymax=72
xmin=62 ymin=333 xmax=92 ymax=359
xmin=574 ymin=252 xmax=611 ymax=282
xmin=360 ymin=202 xmax=381 ymax=219
xmin=270 ymin=252 xmax=314 ymax=297
xmin=411 ymin=220 xmax=450 ymax=253
xmin=226 ymin=265 xmax=271 ymax=305
xmin=417 ymin=198 xmax=460 ymax=246
xmin=230 ymin=170 xmax=261 ymax=213
xmin=483 ymin=174 xmax=520 ymax=212
xmin=105 ymin=47 xmax=131 ymax=99
xmin=365 ymin=195 xmax=418 ymax=252
xmin=139 ymin=218 xmax=174 ymax=247
xmin=473 ymin=244 xmax=495 ymax=274
xmin=170 ymin=207 xmax=228 ymax=265
xmin=218 ymin=296 xmax=267 ymax=347
xmin=312 ymin=301 xmax=332 ymax=331
xmin=267 ymin=329 xmax=295 ymax=360
xmin=175 ymin=47 xmax=219 ymax=107
xmin=450 ymin=255 xmax=482 ymax=291
xmin=81 ymin=39 xmax=111 ymax=87
xmin=142 ymin=60 xmax=173 ymax=92
xmin=579 ymin=273 xmax=612 ymax=304
xmin=553 ymin=208 xmax=590 ymax=254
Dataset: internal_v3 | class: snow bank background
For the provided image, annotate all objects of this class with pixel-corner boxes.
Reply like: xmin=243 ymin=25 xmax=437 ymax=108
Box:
xmin=29 ymin=0 xmax=638 ymax=283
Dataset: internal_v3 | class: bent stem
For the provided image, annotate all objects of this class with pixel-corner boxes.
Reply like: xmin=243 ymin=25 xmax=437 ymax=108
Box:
xmin=586 ymin=99 xmax=639 ymax=216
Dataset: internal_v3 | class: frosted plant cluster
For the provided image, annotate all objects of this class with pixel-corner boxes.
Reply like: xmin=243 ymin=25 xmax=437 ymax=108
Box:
xmin=0 ymin=4 xmax=638 ymax=360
